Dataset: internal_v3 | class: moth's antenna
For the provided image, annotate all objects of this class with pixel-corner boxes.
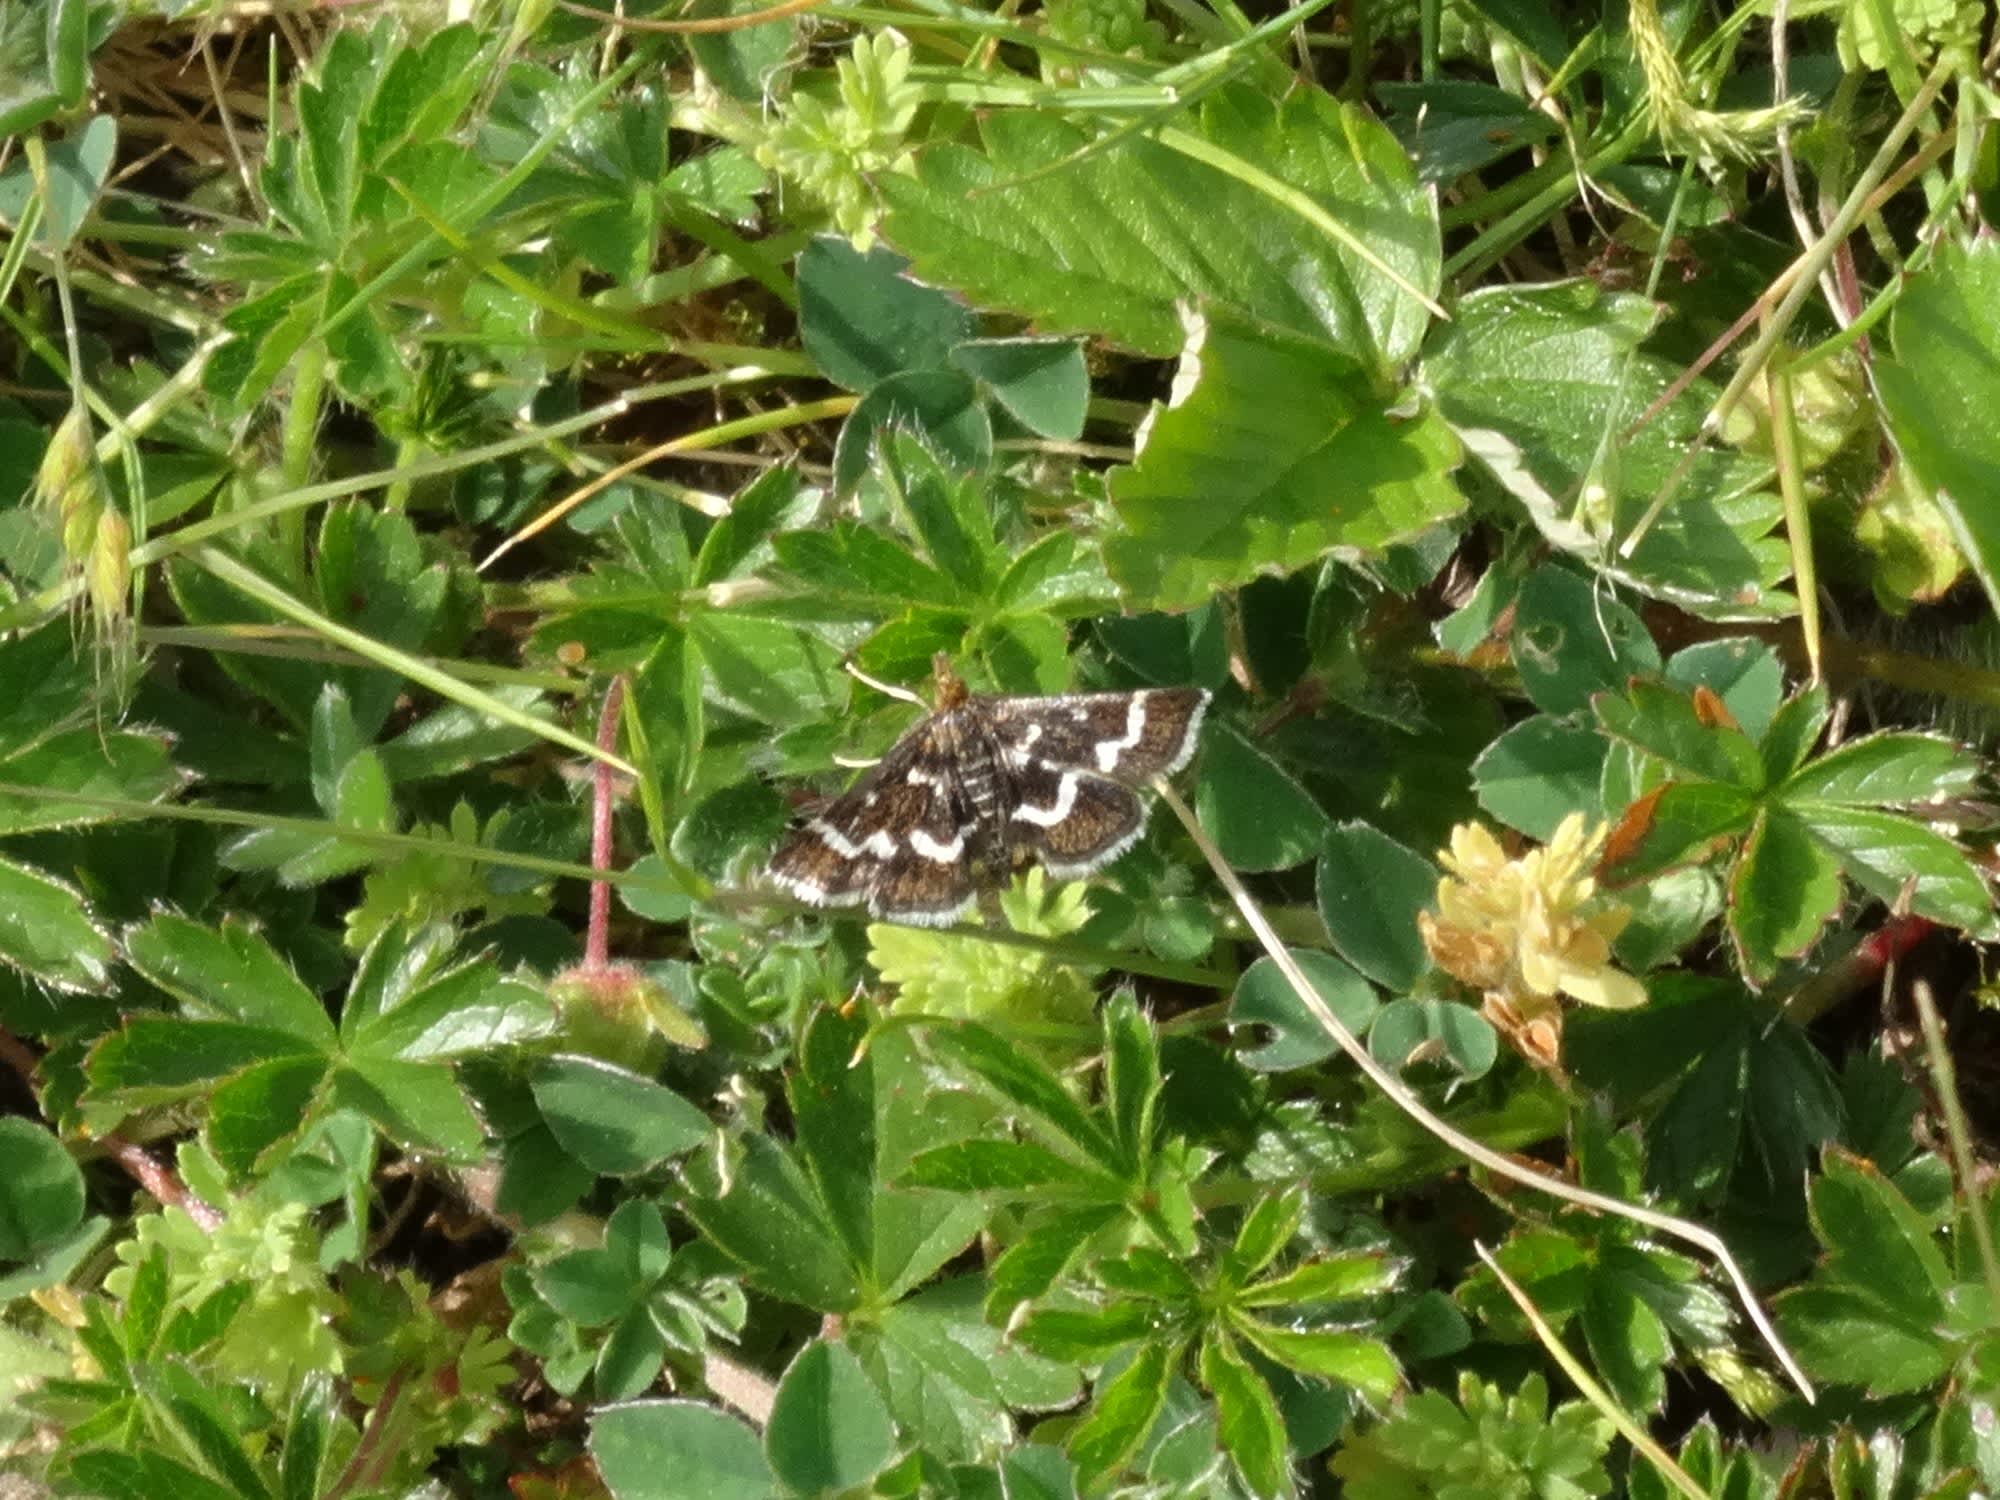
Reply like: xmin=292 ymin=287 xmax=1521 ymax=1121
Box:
xmin=844 ymin=659 xmax=926 ymax=708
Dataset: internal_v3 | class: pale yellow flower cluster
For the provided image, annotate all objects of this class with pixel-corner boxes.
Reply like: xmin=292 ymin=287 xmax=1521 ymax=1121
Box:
xmin=1419 ymin=813 xmax=1646 ymax=1067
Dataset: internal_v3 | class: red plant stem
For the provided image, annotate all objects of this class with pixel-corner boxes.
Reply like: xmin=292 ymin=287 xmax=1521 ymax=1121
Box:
xmin=100 ymin=1134 xmax=224 ymax=1231
xmin=584 ymin=676 xmax=627 ymax=972
xmin=0 ymin=1021 xmax=222 ymax=1230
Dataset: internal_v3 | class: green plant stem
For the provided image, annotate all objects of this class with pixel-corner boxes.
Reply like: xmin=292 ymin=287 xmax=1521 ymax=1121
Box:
xmin=1763 ymin=346 xmax=1821 ymax=683
xmin=0 ymin=379 xmax=717 ymax=634
xmin=1156 ymin=776 xmax=1817 ymax=1404
xmin=1910 ymin=979 xmax=2000 ymax=1313
xmin=1622 ymin=50 xmax=1955 ymax=557
xmin=0 ymin=783 xmax=681 ymax=891
xmin=192 ymin=545 xmax=637 ymax=774
xmin=1476 ymin=1243 xmax=1711 ymax=1500
xmin=136 ymin=625 xmax=584 ymax=694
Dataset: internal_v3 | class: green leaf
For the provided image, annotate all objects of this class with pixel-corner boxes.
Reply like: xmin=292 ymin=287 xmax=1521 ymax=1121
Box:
xmin=349 ymin=964 xmax=553 ymax=1061
xmin=1510 ymin=567 xmax=1661 ymax=716
xmin=1316 ymin=823 xmax=1436 ymax=990
xmin=1782 ymin=731 xmax=1981 ymax=806
xmin=591 ymin=1400 xmax=775 ymax=1500
xmin=595 ymin=1306 xmax=668 ymax=1400
xmin=885 ymin=87 xmax=1439 ymax=364
xmin=789 ymin=1006 xmax=878 ymax=1280
xmin=1105 ymin=309 xmax=1462 ymax=611
xmin=536 ymin=1248 xmax=641 ymax=1328
xmin=1070 ymin=1339 xmax=1177 ymax=1486
xmin=1231 ymin=1319 xmax=1401 ymax=1401
xmin=0 ymin=855 xmax=112 ymax=992
xmin=1201 ymin=1331 xmax=1292 ymax=1500
xmin=1195 ymin=720 xmax=1333 ymax=873
xmin=1728 ymin=808 xmax=1844 ymax=981
xmin=1602 ymin=780 xmax=1756 ymax=881
xmin=1799 ymin=803 xmax=1994 ymax=931
xmin=0 ymin=726 xmax=182 ymax=837
xmin=985 ymin=1205 xmax=1124 ymax=1315
xmin=1808 ymin=1151 xmax=1951 ymax=1321
xmin=1595 ymin=678 xmax=1763 ymax=787
xmin=1666 ymin=637 xmax=1786 ymax=741
xmin=89 ymin=1018 xmax=317 ymax=1099
xmin=1428 ymin=283 xmax=1791 ymax=618
xmin=797 ymin=236 xmax=977 ymax=393
xmin=1578 ymin=1276 xmax=1669 ymax=1414
xmin=901 ymin=1138 xmax=1106 ymax=1194
xmin=920 ymin=1020 xmax=1121 ymax=1171
xmin=1754 ymin=685 xmax=1831 ymax=784
xmin=529 ymin=1055 xmax=710 ymax=1174
xmin=1224 ymin=1189 xmax=1306 ymax=1284
xmin=207 ymin=1055 xmax=330 ymax=1177
xmin=1102 ymin=993 xmax=1160 ymax=1171
xmin=330 ymin=1057 xmax=483 ymax=1162
xmin=833 ymin=371 xmax=993 ymax=497
xmin=1876 ymin=239 xmax=2000 ymax=617
xmin=0 ymin=1117 xmax=85 ymax=1262
xmin=1473 ymin=716 xmax=1609 ymax=839
xmin=1229 ymin=949 xmax=1378 ymax=1072
xmin=677 ymin=1132 xmax=862 ymax=1313
xmin=1367 ymin=998 xmax=1499 ymax=1081
xmin=766 ymin=1339 xmax=896 ymax=1494
xmin=279 ymin=1373 xmax=337 ymax=1500
xmin=950 ymin=337 xmax=1089 ymax=440
xmin=125 ymin=915 xmax=336 ymax=1049
xmin=1777 ymin=1284 xmax=1954 ymax=1397
xmin=1239 ymin=1253 xmax=1399 ymax=1308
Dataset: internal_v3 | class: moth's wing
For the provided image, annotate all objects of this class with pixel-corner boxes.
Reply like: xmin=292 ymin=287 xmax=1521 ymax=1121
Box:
xmin=1005 ymin=758 xmax=1147 ymax=878
xmin=985 ymin=687 xmax=1209 ymax=784
xmin=767 ymin=721 xmax=975 ymax=925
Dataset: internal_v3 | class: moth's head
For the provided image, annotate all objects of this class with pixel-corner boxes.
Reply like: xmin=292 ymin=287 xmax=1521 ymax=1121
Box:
xmin=931 ymin=652 xmax=969 ymax=710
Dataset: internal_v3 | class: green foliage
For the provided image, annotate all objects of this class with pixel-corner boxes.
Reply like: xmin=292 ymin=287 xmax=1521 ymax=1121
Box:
xmin=4 ymin=1 xmax=1998 ymax=1495
xmin=1328 ymin=1371 xmax=1615 ymax=1500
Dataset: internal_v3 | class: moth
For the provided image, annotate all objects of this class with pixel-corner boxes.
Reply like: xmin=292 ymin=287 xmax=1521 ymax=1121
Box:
xmin=767 ymin=655 xmax=1209 ymax=927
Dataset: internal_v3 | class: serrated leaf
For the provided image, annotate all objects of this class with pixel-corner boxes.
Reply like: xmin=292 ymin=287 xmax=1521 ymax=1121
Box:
xmin=921 ymin=1020 xmax=1121 ymax=1171
xmin=1070 ymin=1339 xmax=1177 ymax=1486
xmin=125 ymin=914 xmax=336 ymax=1048
xmin=207 ymin=1054 xmax=329 ymax=1177
xmin=677 ymin=1132 xmax=861 ymax=1313
xmin=0 ymin=855 xmax=112 ymax=991
xmin=1728 ymin=808 xmax=1843 ymax=981
xmin=1201 ymin=1332 xmax=1292 ymax=1499
xmin=1429 ymin=282 xmax=1791 ymax=619
xmin=1799 ymin=803 xmax=1994 ymax=931
xmin=1106 ymin=309 xmax=1461 ymax=611
xmin=1231 ymin=1318 xmax=1401 ymax=1401
xmin=1509 ymin=567 xmax=1661 ymax=716
xmin=330 ymin=1056 xmax=483 ymax=1162
xmin=1781 ymin=731 xmax=1980 ymax=806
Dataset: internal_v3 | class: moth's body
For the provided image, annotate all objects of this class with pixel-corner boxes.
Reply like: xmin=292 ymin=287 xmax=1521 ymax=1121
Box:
xmin=768 ymin=656 xmax=1208 ymax=926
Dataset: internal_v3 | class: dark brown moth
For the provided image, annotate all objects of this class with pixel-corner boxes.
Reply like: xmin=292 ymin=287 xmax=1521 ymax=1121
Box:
xmin=767 ymin=654 xmax=1209 ymax=927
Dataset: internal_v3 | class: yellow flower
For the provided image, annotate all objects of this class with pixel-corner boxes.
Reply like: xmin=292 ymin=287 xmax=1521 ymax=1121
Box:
xmin=1420 ymin=814 xmax=1646 ymax=1065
